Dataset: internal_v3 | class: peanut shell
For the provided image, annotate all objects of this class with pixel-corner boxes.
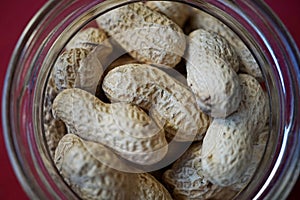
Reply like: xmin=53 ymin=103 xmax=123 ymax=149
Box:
xmin=52 ymin=88 xmax=168 ymax=165
xmin=66 ymin=27 xmax=108 ymax=51
xmin=54 ymin=134 xmax=136 ymax=200
xmin=201 ymin=74 xmax=268 ymax=186
xmin=102 ymin=64 xmax=210 ymax=142
xmin=188 ymin=10 xmax=263 ymax=80
xmin=43 ymin=77 xmax=66 ymax=158
xmin=96 ymin=2 xmax=186 ymax=68
xmin=186 ymin=29 xmax=241 ymax=118
xmin=145 ymin=1 xmax=190 ymax=28
xmin=52 ymin=48 xmax=89 ymax=92
xmin=163 ymin=143 xmax=237 ymax=199
xmin=55 ymin=134 xmax=172 ymax=200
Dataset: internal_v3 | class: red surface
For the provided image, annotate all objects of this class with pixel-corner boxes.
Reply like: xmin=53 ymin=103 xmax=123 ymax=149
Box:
xmin=0 ymin=0 xmax=299 ymax=199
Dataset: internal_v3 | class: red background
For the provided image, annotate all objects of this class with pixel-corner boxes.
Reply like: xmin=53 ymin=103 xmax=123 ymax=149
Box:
xmin=0 ymin=0 xmax=299 ymax=199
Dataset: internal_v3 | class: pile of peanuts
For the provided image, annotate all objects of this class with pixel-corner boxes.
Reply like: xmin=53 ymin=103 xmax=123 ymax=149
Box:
xmin=43 ymin=2 xmax=269 ymax=199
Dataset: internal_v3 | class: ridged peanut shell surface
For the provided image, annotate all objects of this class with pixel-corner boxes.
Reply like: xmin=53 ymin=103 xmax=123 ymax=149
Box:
xmin=52 ymin=88 xmax=168 ymax=165
xmin=188 ymin=10 xmax=263 ymax=80
xmin=186 ymin=29 xmax=241 ymax=118
xmin=66 ymin=27 xmax=108 ymax=51
xmin=96 ymin=3 xmax=186 ymax=67
xmin=201 ymin=74 xmax=268 ymax=186
xmin=43 ymin=77 xmax=66 ymax=158
xmin=55 ymin=134 xmax=172 ymax=200
xmin=54 ymin=134 xmax=133 ymax=200
xmin=102 ymin=64 xmax=210 ymax=142
xmin=52 ymin=48 xmax=89 ymax=92
xmin=163 ymin=143 xmax=237 ymax=199
xmin=145 ymin=1 xmax=190 ymax=28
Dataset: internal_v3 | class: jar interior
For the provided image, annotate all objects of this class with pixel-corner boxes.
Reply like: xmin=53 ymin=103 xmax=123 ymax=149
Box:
xmin=18 ymin=0 xmax=290 ymax=199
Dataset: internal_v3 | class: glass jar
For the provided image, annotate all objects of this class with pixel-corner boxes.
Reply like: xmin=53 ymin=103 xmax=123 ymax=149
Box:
xmin=2 ymin=0 xmax=299 ymax=199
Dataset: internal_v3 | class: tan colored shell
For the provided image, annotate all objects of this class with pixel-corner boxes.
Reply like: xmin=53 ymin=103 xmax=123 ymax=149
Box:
xmin=43 ymin=77 xmax=66 ymax=158
xmin=188 ymin=10 xmax=263 ymax=80
xmin=96 ymin=2 xmax=186 ymax=68
xmin=135 ymin=173 xmax=173 ymax=200
xmin=52 ymin=48 xmax=89 ymax=92
xmin=145 ymin=1 xmax=190 ymax=28
xmin=188 ymin=28 xmax=239 ymax=71
xmin=55 ymin=134 xmax=172 ymax=200
xmin=54 ymin=134 xmax=136 ymax=200
xmin=94 ymin=54 xmax=139 ymax=100
xmin=230 ymin=126 xmax=269 ymax=191
xmin=81 ymin=137 xmax=141 ymax=173
xmin=201 ymin=74 xmax=268 ymax=186
xmin=186 ymin=29 xmax=241 ymax=118
xmin=52 ymin=88 xmax=168 ymax=165
xmin=74 ymin=42 xmax=113 ymax=94
xmin=66 ymin=27 xmax=108 ymax=51
xmin=163 ymin=143 xmax=237 ymax=199
xmin=238 ymin=74 xmax=269 ymax=133
xmin=102 ymin=64 xmax=210 ymax=142
xmin=53 ymin=37 xmax=114 ymax=95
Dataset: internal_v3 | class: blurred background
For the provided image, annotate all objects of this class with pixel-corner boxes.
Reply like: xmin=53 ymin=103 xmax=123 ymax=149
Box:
xmin=0 ymin=0 xmax=299 ymax=199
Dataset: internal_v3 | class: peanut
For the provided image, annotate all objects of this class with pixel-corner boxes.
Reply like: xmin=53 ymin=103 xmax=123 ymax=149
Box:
xmin=55 ymin=134 xmax=172 ymax=200
xmin=230 ymin=126 xmax=269 ymax=191
xmin=43 ymin=77 xmax=66 ymax=158
xmin=80 ymin=135 xmax=141 ymax=173
xmin=52 ymin=48 xmax=89 ymax=92
xmin=201 ymin=74 xmax=268 ymax=186
xmin=188 ymin=10 xmax=263 ymax=80
xmin=186 ymin=29 xmax=241 ymax=118
xmin=52 ymin=88 xmax=168 ymax=165
xmin=53 ymin=43 xmax=115 ymax=95
xmin=54 ymin=134 xmax=132 ymax=199
xmin=135 ymin=173 xmax=173 ymax=200
xmin=96 ymin=2 xmax=186 ymax=67
xmin=94 ymin=54 xmax=140 ymax=100
xmin=163 ymin=143 xmax=237 ymax=199
xmin=145 ymin=1 xmax=190 ymax=28
xmin=74 ymin=42 xmax=113 ymax=94
xmin=66 ymin=27 xmax=108 ymax=51
xmin=102 ymin=64 xmax=210 ymax=142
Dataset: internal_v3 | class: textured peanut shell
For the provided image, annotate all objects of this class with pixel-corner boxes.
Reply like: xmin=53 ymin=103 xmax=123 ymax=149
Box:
xmin=54 ymin=134 xmax=135 ymax=200
xmin=43 ymin=77 xmax=66 ymax=158
xmin=66 ymin=27 xmax=108 ymax=51
xmin=96 ymin=3 xmax=186 ymax=68
xmin=81 ymin=137 xmax=141 ymax=173
xmin=201 ymin=74 xmax=268 ymax=186
xmin=238 ymin=74 xmax=269 ymax=133
xmin=188 ymin=10 xmax=263 ymax=80
xmin=145 ymin=1 xmax=190 ymax=28
xmin=94 ymin=54 xmax=140 ymax=100
xmin=135 ymin=173 xmax=173 ymax=200
xmin=188 ymin=28 xmax=239 ymax=72
xmin=52 ymin=88 xmax=168 ymax=165
xmin=163 ymin=143 xmax=237 ymax=200
xmin=55 ymin=134 xmax=172 ymax=200
xmin=74 ymin=41 xmax=113 ymax=94
xmin=186 ymin=29 xmax=241 ymax=118
xmin=102 ymin=64 xmax=210 ymax=142
xmin=52 ymin=48 xmax=89 ymax=92
xmin=230 ymin=126 xmax=269 ymax=191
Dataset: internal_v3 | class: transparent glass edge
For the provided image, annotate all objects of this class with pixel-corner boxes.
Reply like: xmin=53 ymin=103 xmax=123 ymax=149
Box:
xmin=244 ymin=0 xmax=300 ymax=199
xmin=1 ymin=0 xmax=67 ymax=199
